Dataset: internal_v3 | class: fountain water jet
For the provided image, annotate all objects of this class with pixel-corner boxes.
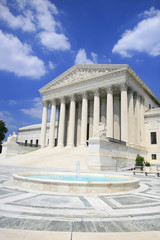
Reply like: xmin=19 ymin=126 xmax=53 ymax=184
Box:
xmin=76 ymin=160 xmax=80 ymax=180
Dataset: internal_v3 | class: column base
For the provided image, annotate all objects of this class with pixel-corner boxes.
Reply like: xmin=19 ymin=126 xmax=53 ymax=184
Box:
xmin=66 ymin=144 xmax=75 ymax=148
xmin=41 ymin=145 xmax=45 ymax=148
xmin=57 ymin=145 xmax=64 ymax=148
xmin=80 ymin=144 xmax=87 ymax=147
xmin=49 ymin=144 xmax=55 ymax=148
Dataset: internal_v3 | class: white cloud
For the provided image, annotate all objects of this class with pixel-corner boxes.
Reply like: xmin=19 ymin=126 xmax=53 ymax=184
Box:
xmin=39 ymin=31 xmax=70 ymax=51
xmin=0 ymin=111 xmax=17 ymax=130
xmin=0 ymin=0 xmax=70 ymax=52
xmin=16 ymin=0 xmax=70 ymax=51
xmin=75 ymin=49 xmax=95 ymax=64
xmin=21 ymin=97 xmax=43 ymax=119
xmin=0 ymin=30 xmax=46 ymax=79
xmin=21 ymin=97 xmax=52 ymax=121
xmin=112 ymin=7 xmax=160 ymax=57
xmin=136 ymin=59 xmax=144 ymax=63
xmin=0 ymin=2 xmax=36 ymax=32
xmin=29 ymin=0 xmax=58 ymax=32
xmin=91 ymin=52 xmax=98 ymax=63
xmin=28 ymin=0 xmax=58 ymax=15
xmin=139 ymin=6 xmax=159 ymax=18
xmin=8 ymin=100 xmax=17 ymax=105
xmin=49 ymin=61 xmax=55 ymax=69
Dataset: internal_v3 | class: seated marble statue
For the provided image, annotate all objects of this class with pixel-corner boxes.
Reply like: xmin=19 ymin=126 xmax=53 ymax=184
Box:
xmin=94 ymin=122 xmax=106 ymax=137
xmin=7 ymin=132 xmax=17 ymax=143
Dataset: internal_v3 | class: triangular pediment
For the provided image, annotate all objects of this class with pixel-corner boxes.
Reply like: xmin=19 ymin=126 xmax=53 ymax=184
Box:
xmin=39 ymin=64 xmax=129 ymax=93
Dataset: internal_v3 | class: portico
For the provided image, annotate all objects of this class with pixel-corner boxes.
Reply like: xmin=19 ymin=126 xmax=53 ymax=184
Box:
xmin=39 ymin=64 xmax=158 ymax=151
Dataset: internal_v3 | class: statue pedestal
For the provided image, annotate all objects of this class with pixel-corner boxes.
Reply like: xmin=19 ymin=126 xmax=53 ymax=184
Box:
xmin=86 ymin=137 xmax=147 ymax=171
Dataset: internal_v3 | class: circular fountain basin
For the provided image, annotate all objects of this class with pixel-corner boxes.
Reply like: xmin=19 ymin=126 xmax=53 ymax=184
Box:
xmin=13 ymin=172 xmax=139 ymax=194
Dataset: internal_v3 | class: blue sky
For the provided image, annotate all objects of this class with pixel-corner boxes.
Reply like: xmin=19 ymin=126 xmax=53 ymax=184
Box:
xmin=0 ymin=0 xmax=160 ymax=139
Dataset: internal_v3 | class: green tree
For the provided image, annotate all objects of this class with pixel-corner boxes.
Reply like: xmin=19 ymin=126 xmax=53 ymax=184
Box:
xmin=135 ymin=155 xmax=144 ymax=167
xmin=0 ymin=120 xmax=8 ymax=145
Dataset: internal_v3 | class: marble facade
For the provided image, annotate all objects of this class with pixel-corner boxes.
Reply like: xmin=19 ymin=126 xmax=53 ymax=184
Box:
xmin=16 ymin=64 xmax=160 ymax=168
xmin=39 ymin=65 xmax=159 ymax=147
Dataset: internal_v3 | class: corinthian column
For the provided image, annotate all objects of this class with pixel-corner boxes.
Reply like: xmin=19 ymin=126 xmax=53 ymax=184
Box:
xmin=68 ymin=95 xmax=76 ymax=147
xmin=140 ymin=96 xmax=145 ymax=147
xmin=40 ymin=101 xmax=48 ymax=148
xmin=58 ymin=97 xmax=66 ymax=147
xmin=121 ymin=83 xmax=128 ymax=143
xmin=80 ymin=92 xmax=88 ymax=146
xmin=89 ymin=100 xmax=93 ymax=138
xmin=128 ymin=89 xmax=134 ymax=145
xmin=77 ymin=101 xmax=82 ymax=146
xmin=134 ymin=93 xmax=140 ymax=146
xmin=106 ymin=86 xmax=113 ymax=138
xmin=49 ymin=99 xmax=56 ymax=147
xmin=93 ymin=89 xmax=100 ymax=136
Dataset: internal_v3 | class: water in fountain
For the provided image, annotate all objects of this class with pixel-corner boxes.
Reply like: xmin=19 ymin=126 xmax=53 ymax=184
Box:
xmin=76 ymin=160 xmax=80 ymax=180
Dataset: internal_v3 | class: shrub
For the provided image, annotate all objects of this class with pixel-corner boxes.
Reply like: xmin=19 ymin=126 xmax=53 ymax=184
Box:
xmin=144 ymin=161 xmax=151 ymax=167
xmin=135 ymin=155 xmax=144 ymax=166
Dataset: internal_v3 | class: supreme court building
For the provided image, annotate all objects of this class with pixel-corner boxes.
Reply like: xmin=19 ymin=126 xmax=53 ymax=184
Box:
xmin=18 ymin=64 xmax=160 ymax=169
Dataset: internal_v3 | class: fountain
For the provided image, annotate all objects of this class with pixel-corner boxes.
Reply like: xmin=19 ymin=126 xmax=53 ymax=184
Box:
xmin=13 ymin=163 xmax=139 ymax=194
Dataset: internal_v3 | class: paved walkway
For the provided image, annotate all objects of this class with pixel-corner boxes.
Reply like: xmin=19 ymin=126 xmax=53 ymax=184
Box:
xmin=0 ymin=229 xmax=160 ymax=240
xmin=0 ymin=165 xmax=160 ymax=234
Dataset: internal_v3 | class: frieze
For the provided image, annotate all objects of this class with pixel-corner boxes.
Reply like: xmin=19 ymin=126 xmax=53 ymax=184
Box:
xmin=41 ymin=67 xmax=127 ymax=96
xmin=48 ymin=68 xmax=109 ymax=90
xmin=39 ymin=64 xmax=160 ymax=107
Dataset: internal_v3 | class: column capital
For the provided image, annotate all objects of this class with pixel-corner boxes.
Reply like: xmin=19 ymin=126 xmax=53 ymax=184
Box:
xmin=140 ymin=95 xmax=144 ymax=103
xmin=134 ymin=92 xmax=141 ymax=101
xmin=106 ymin=85 xmax=113 ymax=94
xmin=42 ymin=100 xmax=49 ymax=107
xmin=60 ymin=96 xmax=66 ymax=104
xmin=128 ymin=88 xmax=133 ymax=95
xmin=94 ymin=88 xmax=100 ymax=97
xmin=133 ymin=92 xmax=138 ymax=99
xmin=82 ymin=91 xmax=88 ymax=99
xmin=70 ymin=94 xmax=76 ymax=102
xmin=50 ymin=99 xmax=57 ymax=105
xmin=120 ymin=82 xmax=127 ymax=91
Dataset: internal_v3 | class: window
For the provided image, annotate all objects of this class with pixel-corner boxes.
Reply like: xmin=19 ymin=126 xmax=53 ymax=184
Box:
xmin=36 ymin=139 xmax=38 ymax=147
xmin=149 ymin=104 xmax=151 ymax=109
xmin=30 ymin=140 xmax=33 ymax=147
xmin=151 ymin=132 xmax=157 ymax=144
xmin=151 ymin=154 xmax=157 ymax=160
xmin=25 ymin=140 xmax=27 ymax=146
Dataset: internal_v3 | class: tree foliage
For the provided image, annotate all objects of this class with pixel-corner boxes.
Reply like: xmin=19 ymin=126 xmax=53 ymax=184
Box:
xmin=0 ymin=120 xmax=8 ymax=145
xmin=135 ymin=155 xmax=144 ymax=166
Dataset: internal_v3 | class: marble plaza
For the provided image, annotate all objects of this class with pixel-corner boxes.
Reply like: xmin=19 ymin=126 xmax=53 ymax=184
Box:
xmin=0 ymin=166 xmax=160 ymax=238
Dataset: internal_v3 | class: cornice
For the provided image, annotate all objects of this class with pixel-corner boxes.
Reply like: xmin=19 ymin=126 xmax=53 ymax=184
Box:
xmin=39 ymin=64 xmax=160 ymax=106
xmin=127 ymin=66 xmax=160 ymax=106
xmin=144 ymin=108 xmax=160 ymax=118
xmin=39 ymin=64 xmax=129 ymax=94
xmin=40 ymin=67 xmax=127 ymax=95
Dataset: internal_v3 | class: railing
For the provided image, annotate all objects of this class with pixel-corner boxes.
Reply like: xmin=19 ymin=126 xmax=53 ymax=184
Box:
xmin=17 ymin=142 xmax=40 ymax=148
